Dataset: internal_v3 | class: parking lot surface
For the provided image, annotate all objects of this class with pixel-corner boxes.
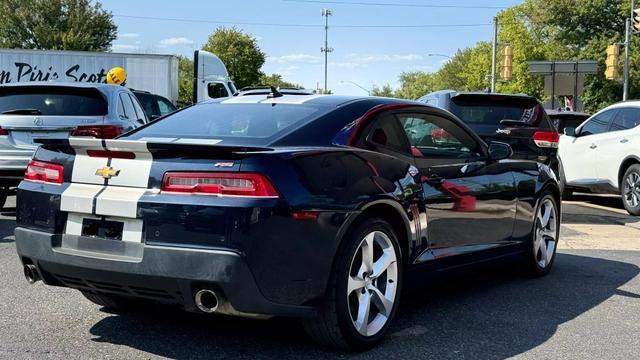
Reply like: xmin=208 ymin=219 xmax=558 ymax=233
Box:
xmin=1 ymin=195 xmax=638 ymax=359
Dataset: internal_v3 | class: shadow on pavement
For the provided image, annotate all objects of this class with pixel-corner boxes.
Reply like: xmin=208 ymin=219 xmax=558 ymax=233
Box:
xmin=562 ymin=196 xmax=638 ymax=225
xmin=88 ymin=253 xmax=639 ymax=359
xmin=0 ymin=218 xmax=16 ymax=243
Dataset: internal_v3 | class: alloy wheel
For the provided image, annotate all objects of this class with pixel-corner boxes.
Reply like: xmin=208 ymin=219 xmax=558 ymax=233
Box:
xmin=534 ymin=198 xmax=558 ymax=269
xmin=347 ymin=231 xmax=398 ymax=337
xmin=623 ymin=171 xmax=640 ymax=209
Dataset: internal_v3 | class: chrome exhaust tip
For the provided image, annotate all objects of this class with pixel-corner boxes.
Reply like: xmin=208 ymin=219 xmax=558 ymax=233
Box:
xmin=194 ymin=289 xmax=219 ymax=313
xmin=23 ymin=264 xmax=40 ymax=284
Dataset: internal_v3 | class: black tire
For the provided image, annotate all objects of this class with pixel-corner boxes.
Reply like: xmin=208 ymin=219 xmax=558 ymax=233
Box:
xmin=302 ymin=218 xmax=403 ymax=351
xmin=0 ymin=187 xmax=8 ymax=209
xmin=524 ymin=191 xmax=560 ymax=276
xmin=81 ymin=291 xmax=144 ymax=311
xmin=621 ymin=164 xmax=640 ymax=216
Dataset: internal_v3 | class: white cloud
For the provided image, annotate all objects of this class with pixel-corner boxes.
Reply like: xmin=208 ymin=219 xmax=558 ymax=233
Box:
xmin=268 ymin=53 xmax=322 ymax=64
xmin=118 ymin=32 xmax=139 ymax=39
xmin=158 ymin=37 xmax=195 ymax=46
xmin=111 ymin=44 xmax=138 ymax=52
xmin=345 ymin=53 xmax=424 ymax=63
xmin=329 ymin=61 xmax=364 ymax=69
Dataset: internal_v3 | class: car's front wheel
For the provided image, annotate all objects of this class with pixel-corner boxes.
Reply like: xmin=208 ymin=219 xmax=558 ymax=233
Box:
xmin=303 ymin=218 xmax=402 ymax=351
xmin=525 ymin=192 xmax=560 ymax=276
xmin=621 ymin=164 xmax=640 ymax=216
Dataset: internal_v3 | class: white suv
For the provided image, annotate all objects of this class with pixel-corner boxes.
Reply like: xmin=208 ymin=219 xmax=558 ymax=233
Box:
xmin=558 ymin=102 xmax=640 ymax=215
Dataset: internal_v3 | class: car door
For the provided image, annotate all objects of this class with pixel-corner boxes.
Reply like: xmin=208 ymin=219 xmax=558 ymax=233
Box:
xmin=596 ymin=107 xmax=640 ymax=188
xmin=395 ymin=111 xmax=518 ymax=261
xmin=560 ymin=109 xmax=617 ymax=184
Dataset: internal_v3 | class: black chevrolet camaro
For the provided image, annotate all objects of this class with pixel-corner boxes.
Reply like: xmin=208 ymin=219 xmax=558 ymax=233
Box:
xmin=15 ymin=94 xmax=561 ymax=350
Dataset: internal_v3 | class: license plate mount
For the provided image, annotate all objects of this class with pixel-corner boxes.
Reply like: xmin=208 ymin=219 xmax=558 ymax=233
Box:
xmin=81 ymin=218 xmax=124 ymax=241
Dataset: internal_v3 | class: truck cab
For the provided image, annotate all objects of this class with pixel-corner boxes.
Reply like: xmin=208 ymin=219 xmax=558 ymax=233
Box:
xmin=193 ymin=50 xmax=237 ymax=102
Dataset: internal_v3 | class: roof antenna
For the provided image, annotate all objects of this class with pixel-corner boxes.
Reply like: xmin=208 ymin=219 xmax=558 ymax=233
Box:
xmin=267 ymin=86 xmax=284 ymax=98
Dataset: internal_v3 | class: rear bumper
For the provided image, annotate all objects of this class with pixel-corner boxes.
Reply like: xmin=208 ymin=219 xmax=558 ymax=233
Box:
xmin=15 ymin=227 xmax=316 ymax=318
xmin=0 ymin=152 xmax=32 ymax=186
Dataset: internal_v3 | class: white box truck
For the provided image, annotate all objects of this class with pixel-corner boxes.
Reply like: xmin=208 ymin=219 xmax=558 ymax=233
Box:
xmin=0 ymin=48 xmax=179 ymax=103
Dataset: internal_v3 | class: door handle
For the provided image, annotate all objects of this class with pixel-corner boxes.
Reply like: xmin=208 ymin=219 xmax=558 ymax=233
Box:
xmin=589 ymin=144 xmax=597 ymax=149
xmin=621 ymin=138 xmax=629 ymax=144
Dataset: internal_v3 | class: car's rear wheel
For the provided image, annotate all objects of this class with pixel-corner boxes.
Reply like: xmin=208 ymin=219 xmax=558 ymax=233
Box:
xmin=303 ymin=218 xmax=402 ymax=351
xmin=81 ymin=291 xmax=145 ymax=311
xmin=525 ymin=192 xmax=559 ymax=276
xmin=558 ymin=161 xmax=573 ymax=201
xmin=621 ymin=164 xmax=640 ymax=216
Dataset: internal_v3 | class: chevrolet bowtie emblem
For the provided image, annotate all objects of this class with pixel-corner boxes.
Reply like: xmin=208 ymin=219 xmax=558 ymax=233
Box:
xmin=95 ymin=166 xmax=120 ymax=179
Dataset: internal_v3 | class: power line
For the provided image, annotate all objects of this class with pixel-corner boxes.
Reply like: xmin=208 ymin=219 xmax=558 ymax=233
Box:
xmin=282 ymin=0 xmax=507 ymax=9
xmin=113 ymin=14 xmax=493 ymax=29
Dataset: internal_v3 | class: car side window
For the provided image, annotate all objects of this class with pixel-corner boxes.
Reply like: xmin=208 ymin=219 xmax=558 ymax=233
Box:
xmin=580 ymin=110 xmax=617 ymax=136
xmin=365 ymin=113 xmax=409 ymax=154
xmin=208 ymin=83 xmax=229 ymax=98
xmin=157 ymin=97 xmax=175 ymax=116
xmin=118 ymin=93 xmax=136 ymax=120
xmin=130 ymin=94 xmax=148 ymax=123
xmin=611 ymin=108 xmax=640 ymax=131
xmin=397 ymin=113 xmax=482 ymax=160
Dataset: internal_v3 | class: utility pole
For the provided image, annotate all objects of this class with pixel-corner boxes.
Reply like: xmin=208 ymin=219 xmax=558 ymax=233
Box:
xmin=490 ymin=16 xmax=498 ymax=93
xmin=321 ymin=8 xmax=333 ymax=94
xmin=624 ymin=0 xmax=636 ymax=101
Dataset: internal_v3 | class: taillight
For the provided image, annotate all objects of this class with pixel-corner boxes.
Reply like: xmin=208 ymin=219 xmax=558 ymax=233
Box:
xmin=0 ymin=127 xmax=8 ymax=136
xmin=533 ymin=131 xmax=559 ymax=148
xmin=162 ymin=172 xmax=279 ymax=198
xmin=72 ymin=125 xmax=122 ymax=139
xmin=24 ymin=160 xmax=64 ymax=184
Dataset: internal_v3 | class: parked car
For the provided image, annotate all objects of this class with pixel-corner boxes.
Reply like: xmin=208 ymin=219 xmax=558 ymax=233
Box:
xmin=15 ymin=95 xmax=560 ymax=351
xmin=131 ymin=89 xmax=177 ymax=120
xmin=546 ymin=109 xmax=590 ymax=134
xmin=0 ymin=82 xmax=147 ymax=208
xmin=418 ymin=90 xmax=560 ymax=179
xmin=558 ymin=102 xmax=640 ymax=215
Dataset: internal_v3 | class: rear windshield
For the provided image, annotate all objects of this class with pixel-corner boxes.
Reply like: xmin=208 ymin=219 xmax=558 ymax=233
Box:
xmin=0 ymin=86 xmax=108 ymax=116
xmin=126 ymin=102 xmax=329 ymax=143
xmin=450 ymin=96 xmax=542 ymax=126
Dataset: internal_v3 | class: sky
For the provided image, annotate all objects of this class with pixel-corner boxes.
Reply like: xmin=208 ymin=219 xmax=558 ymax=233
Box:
xmin=102 ymin=0 xmax=523 ymax=95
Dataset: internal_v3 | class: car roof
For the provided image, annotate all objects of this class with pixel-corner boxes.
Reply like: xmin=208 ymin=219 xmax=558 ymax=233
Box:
xmin=205 ymin=94 xmax=421 ymax=108
xmin=546 ymin=109 xmax=590 ymax=117
xmin=0 ymin=81 xmax=126 ymax=95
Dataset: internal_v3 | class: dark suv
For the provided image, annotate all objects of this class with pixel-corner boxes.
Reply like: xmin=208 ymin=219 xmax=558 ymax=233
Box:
xmin=131 ymin=90 xmax=177 ymax=120
xmin=418 ymin=90 xmax=560 ymax=175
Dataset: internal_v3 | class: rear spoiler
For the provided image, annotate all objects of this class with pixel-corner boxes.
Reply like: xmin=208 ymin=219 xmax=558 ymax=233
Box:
xmin=35 ymin=138 xmax=274 ymax=155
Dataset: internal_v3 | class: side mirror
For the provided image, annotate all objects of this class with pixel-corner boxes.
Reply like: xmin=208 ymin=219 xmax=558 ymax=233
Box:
xmin=487 ymin=141 xmax=513 ymax=161
xmin=564 ymin=127 xmax=576 ymax=137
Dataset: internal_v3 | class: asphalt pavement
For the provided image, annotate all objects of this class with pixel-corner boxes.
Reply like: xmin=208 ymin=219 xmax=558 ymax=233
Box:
xmin=0 ymin=195 xmax=638 ymax=359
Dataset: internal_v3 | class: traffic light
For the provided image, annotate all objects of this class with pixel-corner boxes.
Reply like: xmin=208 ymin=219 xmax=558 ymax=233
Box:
xmin=605 ymin=44 xmax=619 ymax=80
xmin=633 ymin=8 xmax=640 ymax=34
xmin=500 ymin=45 xmax=513 ymax=81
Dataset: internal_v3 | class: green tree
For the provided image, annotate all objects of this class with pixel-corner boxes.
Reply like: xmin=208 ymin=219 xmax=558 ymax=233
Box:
xmin=0 ymin=0 xmax=117 ymax=51
xmin=371 ymin=84 xmax=395 ymax=97
xmin=394 ymin=72 xmax=436 ymax=100
xmin=177 ymin=56 xmax=194 ymax=107
xmin=258 ymin=73 xmax=302 ymax=89
xmin=202 ymin=27 xmax=266 ymax=89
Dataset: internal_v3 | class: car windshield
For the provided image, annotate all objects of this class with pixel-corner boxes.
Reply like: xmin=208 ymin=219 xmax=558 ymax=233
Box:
xmin=449 ymin=96 xmax=541 ymax=126
xmin=126 ymin=102 xmax=329 ymax=143
xmin=0 ymin=86 xmax=108 ymax=116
